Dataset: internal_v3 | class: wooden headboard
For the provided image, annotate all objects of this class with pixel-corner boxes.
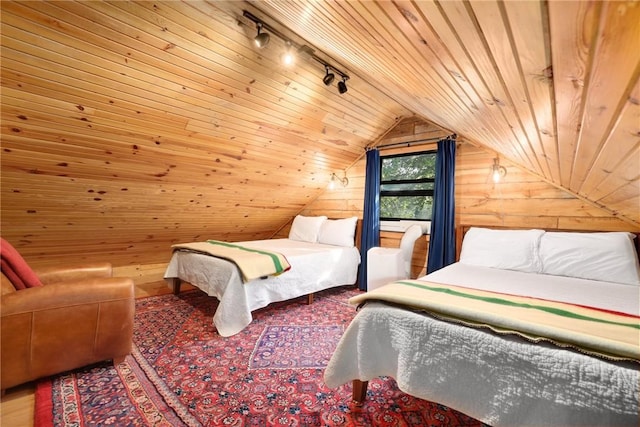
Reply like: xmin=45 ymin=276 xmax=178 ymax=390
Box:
xmin=354 ymin=219 xmax=363 ymax=253
xmin=455 ymin=225 xmax=640 ymax=263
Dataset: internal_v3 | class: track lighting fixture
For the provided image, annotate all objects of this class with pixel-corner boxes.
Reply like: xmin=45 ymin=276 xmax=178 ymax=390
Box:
xmin=323 ymin=66 xmax=335 ymax=86
xmin=254 ymin=23 xmax=270 ymax=48
xmin=243 ymin=10 xmax=351 ymax=95
xmin=337 ymin=77 xmax=348 ymax=94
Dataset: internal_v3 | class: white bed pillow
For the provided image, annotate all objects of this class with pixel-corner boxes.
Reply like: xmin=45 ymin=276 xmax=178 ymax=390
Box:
xmin=540 ymin=232 xmax=640 ymax=286
xmin=318 ymin=217 xmax=358 ymax=247
xmin=288 ymin=215 xmax=327 ymax=243
xmin=459 ymin=227 xmax=545 ymax=273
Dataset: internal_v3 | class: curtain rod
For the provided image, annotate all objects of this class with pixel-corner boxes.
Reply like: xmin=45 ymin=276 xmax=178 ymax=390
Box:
xmin=371 ymin=133 xmax=457 ymax=151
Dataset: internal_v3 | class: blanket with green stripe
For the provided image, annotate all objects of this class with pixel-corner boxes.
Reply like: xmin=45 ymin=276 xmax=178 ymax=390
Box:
xmin=171 ymin=240 xmax=291 ymax=282
xmin=351 ymin=280 xmax=640 ymax=361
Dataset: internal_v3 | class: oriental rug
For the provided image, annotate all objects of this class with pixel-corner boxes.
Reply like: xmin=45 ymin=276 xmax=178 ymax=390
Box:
xmin=35 ymin=286 xmax=487 ymax=426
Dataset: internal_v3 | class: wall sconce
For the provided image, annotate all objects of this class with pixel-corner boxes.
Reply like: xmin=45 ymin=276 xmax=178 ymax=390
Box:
xmin=491 ymin=158 xmax=507 ymax=183
xmin=243 ymin=10 xmax=351 ymax=95
xmin=328 ymin=172 xmax=349 ymax=190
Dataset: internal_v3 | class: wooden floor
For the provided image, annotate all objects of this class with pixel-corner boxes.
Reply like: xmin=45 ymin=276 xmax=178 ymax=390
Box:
xmin=0 ymin=280 xmax=192 ymax=427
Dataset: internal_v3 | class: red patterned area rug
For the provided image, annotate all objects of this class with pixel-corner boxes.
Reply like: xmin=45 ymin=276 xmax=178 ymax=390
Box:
xmin=35 ymin=286 xmax=488 ymax=426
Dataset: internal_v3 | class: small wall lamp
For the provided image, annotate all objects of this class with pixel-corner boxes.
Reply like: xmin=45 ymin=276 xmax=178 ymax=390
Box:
xmin=328 ymin=172 xmax=349 ymax=190
xmin=492 ymin=158 xmax=507 ymax=183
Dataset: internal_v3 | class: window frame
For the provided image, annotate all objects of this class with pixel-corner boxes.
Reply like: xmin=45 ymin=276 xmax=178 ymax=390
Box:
xmin=378 ymin=150 xmax=437 ymax=222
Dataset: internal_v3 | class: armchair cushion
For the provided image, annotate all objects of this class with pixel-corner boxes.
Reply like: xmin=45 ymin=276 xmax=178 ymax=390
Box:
xmin=0 ymin=238 xmax=43 ymax=290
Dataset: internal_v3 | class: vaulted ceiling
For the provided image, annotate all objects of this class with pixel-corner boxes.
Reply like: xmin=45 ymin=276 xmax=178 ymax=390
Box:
xmin=1 ymin=0 xmax=638 ymax=264
xmin=252 ymin=0 xmax=639 ymax=224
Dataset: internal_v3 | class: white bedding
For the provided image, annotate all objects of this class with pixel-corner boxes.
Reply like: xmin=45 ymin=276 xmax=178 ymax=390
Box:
xmin=426 ymin=262 xmax=640 ymax=315
xmin=324 ymin=263 xmax=640 ymax=426
xmin=164 ymin=238 xmax=360 ymax=336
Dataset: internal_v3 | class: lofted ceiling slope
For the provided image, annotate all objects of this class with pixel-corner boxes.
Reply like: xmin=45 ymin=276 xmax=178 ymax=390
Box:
xmin=252 ymin=0 xmax=639 ymax=226
xmin=0 ymin=0 xmax=410 ymax=264
xmin=1 ymin=0 xmax=639 ymax=266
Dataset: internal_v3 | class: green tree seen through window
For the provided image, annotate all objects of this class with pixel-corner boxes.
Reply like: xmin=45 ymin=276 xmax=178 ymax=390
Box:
xmin=379 ymin=151 xmax=436 ymax=220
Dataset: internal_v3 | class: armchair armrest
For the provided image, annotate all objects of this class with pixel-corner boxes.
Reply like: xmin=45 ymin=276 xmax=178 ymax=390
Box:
xmin=0 ymin=276 xmax=133 ymax=316
xmin=35 ymin=262 xmax=113 ymax=284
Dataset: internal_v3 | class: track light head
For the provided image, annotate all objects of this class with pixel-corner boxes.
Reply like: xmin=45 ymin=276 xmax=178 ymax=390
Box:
xmin=281 ymin=41 xmax=295 ymax=65
xmin=337 ymin=77 xmax=348 ymax=94
xmin=323 ymin=66 xmax=335 ymax=86
xmin=254 ymin=23 xmax=270 ymax=48
xmin=297 ymin=45 xmax=314 ymax=61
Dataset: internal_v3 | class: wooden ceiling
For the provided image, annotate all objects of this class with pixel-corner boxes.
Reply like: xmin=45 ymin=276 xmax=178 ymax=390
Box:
xmin=252 ymin=0 xmax=639 ymax=223
xmin=1 ymin=0 xmax=639 ymax=265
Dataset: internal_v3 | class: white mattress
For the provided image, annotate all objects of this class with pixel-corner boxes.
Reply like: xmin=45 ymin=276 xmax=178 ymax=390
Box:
xmin=425 ymin=262 xmax=640 ymax=315
xmin=324 ymin=263 xmax=640 ymax=426
xmin=164 ymin=238 xmax=360 ymax=336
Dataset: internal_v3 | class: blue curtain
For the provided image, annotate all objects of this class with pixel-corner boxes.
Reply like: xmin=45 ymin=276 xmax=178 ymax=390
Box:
xmin=427 ymin=137 xmax=457 ymax=274
xmin=358 ymin=149 xmax=380 ymax=290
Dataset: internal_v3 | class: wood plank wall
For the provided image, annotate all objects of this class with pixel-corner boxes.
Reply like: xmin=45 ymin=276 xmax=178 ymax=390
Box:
xmin=296 ymin=117 xmax=640 ymax=280
xmin=120 ymin=116 xmax=639 ymax=285
xmin=65 ymin=116 xmax=640 ymax=285
xmin=0 ymin=0 xmax=409 ymax=286
xmin=455 ymin=145 xmax=640 ymax=233
xmin=294 ymin=117 xmax=448 ymax=279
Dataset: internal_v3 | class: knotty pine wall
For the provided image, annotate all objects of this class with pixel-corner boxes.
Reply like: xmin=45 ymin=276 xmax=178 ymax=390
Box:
xmin=293 ymin=118 xmax=448 ymax=279
xmin=37 ymin=116 xmax=640 ymax=286
xmin=455 ymin=145 xmax=640 ymax=233
xmin=296 ymin=118 xmax=640 ymax=280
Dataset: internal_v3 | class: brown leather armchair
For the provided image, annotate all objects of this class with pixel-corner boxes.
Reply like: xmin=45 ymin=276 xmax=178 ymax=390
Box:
xmin=1 ymin=262 xmax=135 ymax=393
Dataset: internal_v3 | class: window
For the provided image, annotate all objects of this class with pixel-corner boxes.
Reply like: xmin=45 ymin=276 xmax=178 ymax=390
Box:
xmin=379 ymin=151 xmax=436 ymax=221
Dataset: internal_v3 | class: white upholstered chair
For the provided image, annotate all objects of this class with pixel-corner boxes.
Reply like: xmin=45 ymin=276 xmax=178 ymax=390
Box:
xmin=366 ymin=224 xmax=424 ymax=291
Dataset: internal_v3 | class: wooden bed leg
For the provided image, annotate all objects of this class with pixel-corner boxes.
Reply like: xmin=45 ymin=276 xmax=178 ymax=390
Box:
xmin=307 ymin=293 xmax=314 ymax=305
xmin=352 ymin=380 xmax=368 ymax=405
xmin=172 ymin=278 xmax=182 ymax=295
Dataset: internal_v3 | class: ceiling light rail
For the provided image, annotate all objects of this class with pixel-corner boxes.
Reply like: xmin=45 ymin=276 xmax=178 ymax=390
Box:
xmin=243 ymin=10 xmax=350 ymax=94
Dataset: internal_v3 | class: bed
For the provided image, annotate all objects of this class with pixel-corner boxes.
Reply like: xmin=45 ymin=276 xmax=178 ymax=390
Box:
xmin=164 ymin=215 xmax=361 ymax=337
xmin=324 ymin=226 xmax=640 ymax=427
